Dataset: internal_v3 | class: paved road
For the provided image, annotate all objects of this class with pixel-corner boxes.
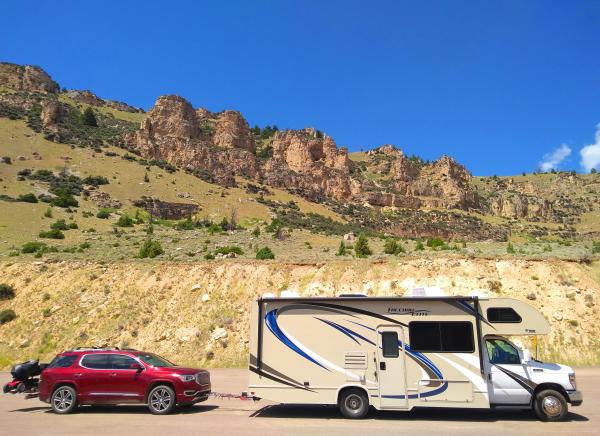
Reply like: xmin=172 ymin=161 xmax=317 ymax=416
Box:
xmin=0 ymin=368 xmax=597 ymax=435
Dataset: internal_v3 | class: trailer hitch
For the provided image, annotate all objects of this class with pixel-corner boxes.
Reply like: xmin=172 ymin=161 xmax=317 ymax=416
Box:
xmin=208 ymin=391 xmax=261 ymax=401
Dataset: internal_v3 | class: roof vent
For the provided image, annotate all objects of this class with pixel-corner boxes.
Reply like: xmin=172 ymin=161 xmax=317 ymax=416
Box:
xmin=407 ymin=287 xmax=446 ymax=297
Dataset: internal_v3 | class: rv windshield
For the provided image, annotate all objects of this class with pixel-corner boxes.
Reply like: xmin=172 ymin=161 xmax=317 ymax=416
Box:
xmin=486 ymin=338 xmax=521 ymax=365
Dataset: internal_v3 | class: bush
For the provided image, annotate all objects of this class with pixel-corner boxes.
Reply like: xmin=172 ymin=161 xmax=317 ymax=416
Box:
xmin=17 ymin=193 xmax=38 ymax=203
xmin=354 ymin=233 xmax=372 ymax=258
xmin=50 ymin=219 xmax=69 ymax=230
xmin=426 ymin=238 xmax=445 ymax=250
xmin=138 ymin=239 xmax=164 ymax=258
xmin=506 ymin=242 xmax=516 ymax=254
xmin=22 ymin=241 xmax=47 ymax=253
xmin=592 ymin=241 xmax=600 ymax=254
xmin=51 ymin=191 xmax=78 ymax=208
xmin=214 ymin=246 xmax=244 ymax=256
xmin=82 ymin=175 xmax=109 ymax=186
xmin=96 ymin=209 xmax=111 ymax=219
xmin=175 ymin=217 xmax=195 ymax=230
xmin=415 ymin=240 xmax=425 ymax=251
xmin=256 ymin=246 xmax=275 ymax=260
xmin=384 ymin=239 xmax=405 ymax=255
xmin=44 ymin=208 xmax=53 ymax=218
xmin=116 ymin=214 xmax=134 ymax=227
xmin=204 ymin=252 xmax=215 ymax=260
xmin=0 ymin=309 xmax=16 ymax=324
xmin=207 ymin=223 xmax=223 ymax=235
xmin=0 ymin=284 xmax=15 ymax=300
xmin=252 ymin=226 xmax=260 ymax=237
xmin=39 ymin=229 xmax=65 ymax=239
xmin=68 ymin=222 xmax=78 ymax=229
xmin=79 ymin=242 xmax=91 ymax=249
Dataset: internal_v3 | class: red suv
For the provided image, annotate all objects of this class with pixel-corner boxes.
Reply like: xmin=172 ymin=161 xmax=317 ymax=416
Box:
xmin=39 ymin=348 xmax=210 ymax=415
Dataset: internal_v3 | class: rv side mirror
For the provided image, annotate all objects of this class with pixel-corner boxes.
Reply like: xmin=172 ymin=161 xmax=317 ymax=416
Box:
xmin=521 ymin=349 xmax=532 ymax=364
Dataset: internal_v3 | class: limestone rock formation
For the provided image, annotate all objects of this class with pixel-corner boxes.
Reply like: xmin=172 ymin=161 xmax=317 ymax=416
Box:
xmin=65 ymin=89 xmax=144 ymax=113
xmin=0 ymin=63 xmax=59 ymax=93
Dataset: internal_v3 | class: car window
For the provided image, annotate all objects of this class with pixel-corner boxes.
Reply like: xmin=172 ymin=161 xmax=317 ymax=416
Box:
xmin=48 ymin=355 xmax=78 ymax=368
xmin=138 ymin=353 xmax=175 ymax=367
xmin=81 ymin=354 xmax=111 ymax=369
xmin=110 ymin=354 xmax=139 ymax=370
xmin=486 ymin=338 xmax=521 ymax=365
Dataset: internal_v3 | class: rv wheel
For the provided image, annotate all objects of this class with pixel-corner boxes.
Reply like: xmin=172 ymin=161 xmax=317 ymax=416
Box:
xmin=533 ymin=389 xmax=568 ymax=421
xmin=339 ymin=388 xmax=369 ymax=419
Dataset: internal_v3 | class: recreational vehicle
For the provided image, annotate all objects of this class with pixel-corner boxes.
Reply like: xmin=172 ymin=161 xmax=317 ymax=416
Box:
xmin=248 ymin=294 xmax=582 ymax=421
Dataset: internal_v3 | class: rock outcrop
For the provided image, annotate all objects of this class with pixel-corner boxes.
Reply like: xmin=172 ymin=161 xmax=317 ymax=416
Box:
xmin=0 ymin=63 xmax=59 ymax=93
xmin=126 ymin=95 xmax=258 ymax=185
xmin=135 ymin=198 xmax=200 ymax=220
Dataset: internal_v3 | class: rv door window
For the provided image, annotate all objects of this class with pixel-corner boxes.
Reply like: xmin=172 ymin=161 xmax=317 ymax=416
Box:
xmin=381 ymin=331 xmax=399 ymax=358
xmin=409 ymin=321 xmax=474 ymax=353
xmin=487 ymin=307 xmax=522 ymax=323
xmin=486 ymin=338 xmax=521 ymax=365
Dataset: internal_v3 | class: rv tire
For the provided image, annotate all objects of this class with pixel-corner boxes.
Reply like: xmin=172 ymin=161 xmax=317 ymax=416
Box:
xmin=339 ymin=388 xmax=369 ymax=419
xmin=533 ymin=389 xmax=568 ymax=421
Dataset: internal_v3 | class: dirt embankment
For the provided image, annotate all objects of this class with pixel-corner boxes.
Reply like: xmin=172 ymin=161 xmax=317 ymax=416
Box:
xmin=0 ymin=259 xmax=598 ymax=368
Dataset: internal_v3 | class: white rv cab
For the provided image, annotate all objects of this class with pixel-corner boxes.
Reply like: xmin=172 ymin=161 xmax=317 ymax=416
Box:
xmin=248 ymin=296 xmax=582 ymax=421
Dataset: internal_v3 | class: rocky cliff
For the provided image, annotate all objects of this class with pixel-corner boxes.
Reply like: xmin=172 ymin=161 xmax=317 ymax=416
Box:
xmin=0 ymin=62 xmax=59 ymax=94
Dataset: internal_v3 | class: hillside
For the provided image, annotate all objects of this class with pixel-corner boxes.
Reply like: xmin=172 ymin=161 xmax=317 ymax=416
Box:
xmin=1 ymin=61 xmax=600 ymax=368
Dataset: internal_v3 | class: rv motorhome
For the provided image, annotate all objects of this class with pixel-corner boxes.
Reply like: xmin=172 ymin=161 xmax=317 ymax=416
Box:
xmin=248 ymin=295 xmax=582 ymax=421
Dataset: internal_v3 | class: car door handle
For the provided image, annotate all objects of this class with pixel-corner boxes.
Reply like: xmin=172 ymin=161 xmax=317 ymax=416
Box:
xmin=109 ymin=373 xmax=118 ymax=377
xmin=74 ymin=373 xmax=82 ymax=377
xmin=380 ymin=362 xmax=386 ymax=371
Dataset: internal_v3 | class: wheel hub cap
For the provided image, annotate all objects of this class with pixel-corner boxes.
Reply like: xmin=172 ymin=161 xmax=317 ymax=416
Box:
xmin=542 ymin=396 xmax=562 ymax=417
xmin=151 ymin=389 xmax=172 ymax=411
xmin=346 ymin=394 xmax=362 ymax=411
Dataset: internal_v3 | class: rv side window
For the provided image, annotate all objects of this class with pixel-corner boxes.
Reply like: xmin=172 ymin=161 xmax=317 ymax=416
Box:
xmin=381 ymin=332 xmax=399 ymax=358
xmin=487 ymin=307 xmax=522 ymax=323
xmin=409 ymin=321 xmax=474 ymax=353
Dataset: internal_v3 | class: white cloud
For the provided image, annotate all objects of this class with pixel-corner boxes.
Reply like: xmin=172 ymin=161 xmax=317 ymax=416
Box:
xmin=539 ymin=143 xmax=572 ymax=172
xmin=580 ymin=123 xmax=600 ymax=172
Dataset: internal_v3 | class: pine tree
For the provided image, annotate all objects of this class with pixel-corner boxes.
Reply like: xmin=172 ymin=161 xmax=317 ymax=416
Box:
xmin=336 ymin=240 xmax=347 ymax=256
xmin=354 ymin=233 xmax=372 ymax=258
xmin=80 ymin=107 xmax=97 ymax=127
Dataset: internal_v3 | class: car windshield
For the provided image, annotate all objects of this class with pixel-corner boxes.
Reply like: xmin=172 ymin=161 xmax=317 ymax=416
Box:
xmin=138 ymin=353 xmax=176 ymax=367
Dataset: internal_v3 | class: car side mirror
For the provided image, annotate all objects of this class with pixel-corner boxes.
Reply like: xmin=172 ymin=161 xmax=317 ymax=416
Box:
xmin=522 ymin=349 xmax=532 ymax=364
xmin=130 ymin=363 xmax=143 ymax=371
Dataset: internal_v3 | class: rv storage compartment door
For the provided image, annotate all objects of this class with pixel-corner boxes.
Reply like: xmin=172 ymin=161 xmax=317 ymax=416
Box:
xmin=375 ymin=326 xmax=408 ymax=409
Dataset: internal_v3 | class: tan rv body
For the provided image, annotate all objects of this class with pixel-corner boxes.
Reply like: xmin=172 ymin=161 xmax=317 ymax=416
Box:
xmin=248 ymin=296 xmax=551 ymax=411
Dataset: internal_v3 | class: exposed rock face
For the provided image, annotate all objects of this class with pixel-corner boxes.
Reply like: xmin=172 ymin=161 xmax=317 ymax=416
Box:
xmin=489 ymin=194 xmax=551 ymax=220
xmin=126 ymin=95 xmax=258 ymax=186
xmin=0 ymin=63 xmax=59 ymax=93
xmin=65 ymin=89 xmax=144 ymax=113
xmin=136 ymin=198 xmax=199 ymax=220
xmin=265 ymin=128 xmax=353 ymax=201
xmin=88 ymin=191 xmax=122 ymax=209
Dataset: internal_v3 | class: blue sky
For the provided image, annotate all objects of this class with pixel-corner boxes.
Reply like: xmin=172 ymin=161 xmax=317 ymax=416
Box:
xmin=2 ymin=0 xmax=600 ymax=175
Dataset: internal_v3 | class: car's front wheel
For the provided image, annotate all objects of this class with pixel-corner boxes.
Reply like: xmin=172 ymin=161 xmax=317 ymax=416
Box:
xmin=147 ymin=385 xmax=176 ymax=415
xmin=51 ymin=386 xmax=78 ymax=414
xmin=533 ymin=389 xmax=568 ymax=421
xmin=339 ymin=388 xmax=369 ymax=419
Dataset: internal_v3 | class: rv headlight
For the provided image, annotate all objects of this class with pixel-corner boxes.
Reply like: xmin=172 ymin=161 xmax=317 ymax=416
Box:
xmin=177 ymin=374 xmax=196 ymax=383
xmin=568 ymin=373 xmax=577 ymax=390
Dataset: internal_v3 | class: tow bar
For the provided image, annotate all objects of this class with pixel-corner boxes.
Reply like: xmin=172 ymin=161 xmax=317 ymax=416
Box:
xmin=209 ymin=391 xmax=261 ymax=401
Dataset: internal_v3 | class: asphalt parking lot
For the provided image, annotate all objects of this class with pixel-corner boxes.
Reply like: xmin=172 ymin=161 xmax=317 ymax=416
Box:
xmin=0 ymin=368 xmax=597 ymax=435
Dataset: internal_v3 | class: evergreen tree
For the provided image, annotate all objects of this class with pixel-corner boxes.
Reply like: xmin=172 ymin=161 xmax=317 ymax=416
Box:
xmin=80 ymin=107 xmax=97 ymax=127
xmin=336 ymin=240 xmax=347 ymax=256
xmin=354 ymin=233 xmax=372 ymax=258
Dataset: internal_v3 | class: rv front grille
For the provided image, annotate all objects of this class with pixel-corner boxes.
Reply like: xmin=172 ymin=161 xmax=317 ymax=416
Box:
xmin=344 ymin=352 xmax=367 ymax=369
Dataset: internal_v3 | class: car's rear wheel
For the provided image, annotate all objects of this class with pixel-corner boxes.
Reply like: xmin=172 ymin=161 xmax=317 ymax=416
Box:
xmin=148 ymin=385 xmax=176 ymax=415
xmin=51 ymin=386 xmax=78 ymax=414
xmin=339 ymin=388 xmax=369 ymax=419
xmin=533 ymin=389 xmax=568 ymax=421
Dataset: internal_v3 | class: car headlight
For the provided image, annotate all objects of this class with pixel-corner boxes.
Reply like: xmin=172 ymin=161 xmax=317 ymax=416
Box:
xmin=569 ymin=373 xmax=577 ymax=390
xmin=177 ymin=374 xmax=196 ymax=382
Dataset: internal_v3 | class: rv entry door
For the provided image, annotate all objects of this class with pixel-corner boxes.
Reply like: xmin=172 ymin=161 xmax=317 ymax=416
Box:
xmin=376 ymin=326 xmax=408 ymax=409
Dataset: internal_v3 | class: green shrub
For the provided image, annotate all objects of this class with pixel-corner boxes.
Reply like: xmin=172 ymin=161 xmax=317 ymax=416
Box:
xmin=415 ymin=240 xmax=424 ymax=251
xmin=42 ymin=308 xmax=52 ymax=317
xmin=138 ymin=239 xmax=164 ymax=258
xmin=426 ymin=238 xmax=445 ymax=250
xmin=0 ymin=309 xmax=16 ymax=324
xmin=0 ymin=284 xmax=15 ymax=300
xmin=51 ymin=191 xmax=78 ymax=208
xmin=214 ymin=246 xmax=244 ymax=256
xmin=96 ymin=209 xmax=111 ymax=219
xmin=82 ymin=175 xmax=109 ymax=186
xmin=68 ymin=222 xmax=78 ymax=229
xmin=207 ymin=223 xmax=223 ymax=235
xmin=204 ymin=252 xmax=215 ymax=260
xmin=256 ymin=246 xmax=275 ymax=260
xmin=17 ymin=193 xmax=38 ymax=203
xmin=44 ymin=208 xmax=53 ymax=218
xmin=116 ymin=214 xmax=134 ymax=227
xmin=384 ymin=239 xmax=405 ymax=255
xmin=251 ymin=226 xmax=260 ymax=237
xmin=39 ymin=229 xmax=65 ymax=239
xmin=22 ymin=241 xmax=47 ymax=253
xmin=354 ymin=233 xmax=372 ymax=258
xmin=175 ymin=217 xmax=195 ymax=230
xmin=50 ymin=219 xmax=69 ymax=230
xmin=79 ymin=242 xmax=91 ymax=249
xmin=506 ymin=242 xmax=516 ymax=254
xmin=592 ymin=241 xmax=600 ymax=254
